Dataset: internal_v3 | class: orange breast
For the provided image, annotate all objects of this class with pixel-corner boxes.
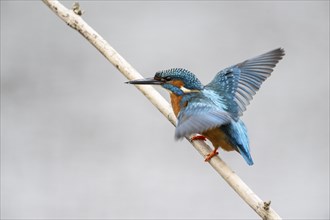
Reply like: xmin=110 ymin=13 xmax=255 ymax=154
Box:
xmin=203 ymin=128 xmax=235 ymax=151
xmin=169 ymin=80 xmax=186 ymax=117
xmin=170 ymin=93 xmax=182 ymax=117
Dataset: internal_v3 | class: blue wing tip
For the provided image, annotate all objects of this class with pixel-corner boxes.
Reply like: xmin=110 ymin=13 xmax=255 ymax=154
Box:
xmin=174 ymin=131 xmax=184 ymax=141
xmin=273 ymin=47 xmax=286 ymax=58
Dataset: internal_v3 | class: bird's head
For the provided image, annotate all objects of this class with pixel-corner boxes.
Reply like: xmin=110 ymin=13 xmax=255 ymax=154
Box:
xmin=126 ymin=68 xmax=203 ymax=96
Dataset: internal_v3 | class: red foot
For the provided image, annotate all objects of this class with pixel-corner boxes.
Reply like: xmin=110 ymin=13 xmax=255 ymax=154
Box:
xmin=204 ymin=148 xmax=219 ymax=162
xmin=190 ymin=135 xmax=207 ymax=142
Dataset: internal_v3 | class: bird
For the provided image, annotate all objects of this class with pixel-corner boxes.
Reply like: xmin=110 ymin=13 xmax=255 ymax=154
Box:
xmin=126 ymin=48 xmax=285 ymax=165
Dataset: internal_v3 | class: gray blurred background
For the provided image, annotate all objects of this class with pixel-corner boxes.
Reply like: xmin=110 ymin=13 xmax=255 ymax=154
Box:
xmin=1 ymin=1 xmax=329 ymax=219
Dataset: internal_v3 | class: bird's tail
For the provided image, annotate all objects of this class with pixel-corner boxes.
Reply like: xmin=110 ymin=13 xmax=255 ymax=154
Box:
xmin=225 ymin=120 xmax=254 ymax=166
xmin=237 ymin=143 xmax=254 ymax=166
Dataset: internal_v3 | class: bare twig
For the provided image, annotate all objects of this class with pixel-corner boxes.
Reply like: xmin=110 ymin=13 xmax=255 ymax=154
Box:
xmin=72 ymin=2 xmax=84 ymax=16
xmin=264 ymin=201 xmax=272 ymax=211
xmin=41 ymin=1 xmax=281 ymax=219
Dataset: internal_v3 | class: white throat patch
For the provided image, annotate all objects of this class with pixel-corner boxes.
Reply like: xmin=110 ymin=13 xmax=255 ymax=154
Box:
xmin=180 ymin=86 xmax=200 ymax=93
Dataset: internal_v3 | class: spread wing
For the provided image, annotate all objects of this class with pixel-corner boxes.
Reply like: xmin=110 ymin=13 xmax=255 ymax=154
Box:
xmin=175 ymin=90 xmax=233 ymax=140
xmin=206 ymin=48 xmax=285 ymax=120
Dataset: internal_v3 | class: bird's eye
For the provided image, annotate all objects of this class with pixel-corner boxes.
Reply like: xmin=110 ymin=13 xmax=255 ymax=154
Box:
xmin=164 ymin=76 xmax=172 ymax=81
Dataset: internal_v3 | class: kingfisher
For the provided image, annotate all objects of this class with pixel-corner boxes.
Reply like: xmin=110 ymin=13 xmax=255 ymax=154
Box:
xmin=127 ymin=48 xmax=285 ymax=165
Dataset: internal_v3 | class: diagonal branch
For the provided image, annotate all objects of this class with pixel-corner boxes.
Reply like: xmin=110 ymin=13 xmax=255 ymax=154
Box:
xmin=41 ymin=1 xmax=281 ymax=219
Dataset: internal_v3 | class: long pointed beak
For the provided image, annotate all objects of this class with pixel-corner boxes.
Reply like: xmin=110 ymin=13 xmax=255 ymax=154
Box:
xmin=125 ymin=77 xmax=163 ymax=85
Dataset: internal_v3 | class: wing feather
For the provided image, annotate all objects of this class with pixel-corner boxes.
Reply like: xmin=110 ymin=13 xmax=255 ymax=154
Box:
xmin=206 ymin=48 xmax=285 ymax=118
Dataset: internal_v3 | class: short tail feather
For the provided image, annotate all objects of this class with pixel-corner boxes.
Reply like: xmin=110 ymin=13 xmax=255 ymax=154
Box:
xmin=237 ymin=145 xmax=254 ymax=166
xmin=222 ymin=120 xmax=254 ymax=166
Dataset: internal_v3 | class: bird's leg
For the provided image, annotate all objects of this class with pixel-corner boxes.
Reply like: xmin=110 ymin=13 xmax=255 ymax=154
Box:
xmin=190 ymin=135 xmax=207 ymax=142
xmin=204 ymin=147 xmax=219 ymax=162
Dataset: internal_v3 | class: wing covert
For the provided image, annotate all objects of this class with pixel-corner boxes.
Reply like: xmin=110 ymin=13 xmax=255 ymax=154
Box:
xmin=175 ymin=92 xmax=232 ymax=140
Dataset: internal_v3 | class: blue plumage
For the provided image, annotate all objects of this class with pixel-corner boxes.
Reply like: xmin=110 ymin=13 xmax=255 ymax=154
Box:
xmin=175 ymin=87 xmax=232 ymax=139
xmin=127 ymin=48 xmax=285 ymax=165
xmin=220 ymin=120 xmax=253 ymax=165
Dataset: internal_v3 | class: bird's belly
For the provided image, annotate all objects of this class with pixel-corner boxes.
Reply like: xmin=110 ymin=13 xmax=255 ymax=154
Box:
xmin=202 ymin=128 xmax=235 ymax=151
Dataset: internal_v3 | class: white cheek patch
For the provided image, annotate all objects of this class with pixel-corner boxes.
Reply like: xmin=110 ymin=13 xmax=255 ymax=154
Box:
xmin=180 ymin=86 xmax=200 ymax=93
